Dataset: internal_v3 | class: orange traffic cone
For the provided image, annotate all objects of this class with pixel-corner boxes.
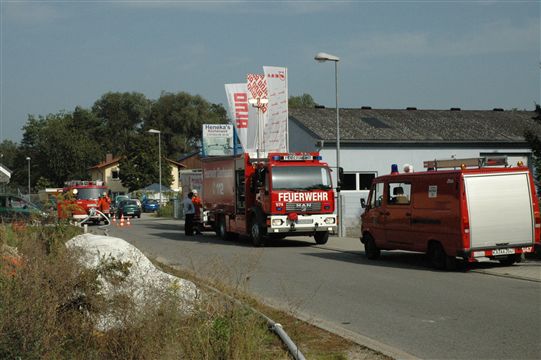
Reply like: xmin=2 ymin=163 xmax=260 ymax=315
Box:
xmin=119 ymin=214 xmax=125 ymax=227
xmin=126 ymin=216 xmax=131 ymax=226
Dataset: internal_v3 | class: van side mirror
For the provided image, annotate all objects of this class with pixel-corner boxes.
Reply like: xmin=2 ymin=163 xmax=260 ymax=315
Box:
xmin=360 ymin=198 xmax=366 ymax=208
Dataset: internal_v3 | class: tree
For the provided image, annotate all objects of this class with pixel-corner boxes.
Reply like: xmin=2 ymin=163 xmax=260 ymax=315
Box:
xmin=92 ymin=92 xmax=152 ymax=155
xmin=118 ymin=132 xmax=173 ymax=192
xmin=524 ymin=104 xmax=541 ymax=193
xmin=289 ymin=94 xmax=319 ymax=109
xmin=147 ymin=92 xmax=228 ymax=159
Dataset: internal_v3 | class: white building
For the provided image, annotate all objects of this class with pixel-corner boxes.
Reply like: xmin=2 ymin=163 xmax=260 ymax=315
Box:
xmin=289 ymin=107 xmax=541 ymax=236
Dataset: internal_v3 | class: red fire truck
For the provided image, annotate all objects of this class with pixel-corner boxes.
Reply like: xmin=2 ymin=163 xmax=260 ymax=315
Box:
xmin=360 ymin=157 xmax=540 ymax=270
xmin=202 ymin=152 xmax=337 ymax=246
xmin=57 ymin=180 xmax=110 ymax=223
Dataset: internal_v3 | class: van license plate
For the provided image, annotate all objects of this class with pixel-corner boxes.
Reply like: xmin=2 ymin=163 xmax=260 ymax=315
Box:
xmin=492 ymin=248 xmax=515 ymax=256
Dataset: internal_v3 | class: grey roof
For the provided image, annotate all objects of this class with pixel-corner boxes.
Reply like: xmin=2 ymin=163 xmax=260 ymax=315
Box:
xmin=289 ymin=108 xmax=541 ymax=144
xmin=140 ymin=183 xmax=172 ymax=192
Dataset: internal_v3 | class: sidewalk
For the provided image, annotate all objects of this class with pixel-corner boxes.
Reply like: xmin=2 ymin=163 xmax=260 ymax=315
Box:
xmin=318 ymin=236 xmax=541 ymax=282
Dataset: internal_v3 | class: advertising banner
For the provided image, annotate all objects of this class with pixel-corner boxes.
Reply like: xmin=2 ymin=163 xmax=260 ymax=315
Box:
xmin=201 ymin=124 xmax=234 ymax=156
xmin=224 ymin=83 xmax=256 ymax=153
xmin=263 ymin=66 xmax=288 ymax=152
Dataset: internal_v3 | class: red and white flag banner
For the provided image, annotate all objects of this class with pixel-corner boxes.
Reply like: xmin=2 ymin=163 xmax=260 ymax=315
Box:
xmin=263 ymin=66 xmax=288 ymax=152
xmin=224 ymin=83 xmax=257 ymax=153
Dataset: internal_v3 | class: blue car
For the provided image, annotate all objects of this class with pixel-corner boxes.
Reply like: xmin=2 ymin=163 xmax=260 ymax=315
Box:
xmin=141 ymin=199 xmax=160 ymax=212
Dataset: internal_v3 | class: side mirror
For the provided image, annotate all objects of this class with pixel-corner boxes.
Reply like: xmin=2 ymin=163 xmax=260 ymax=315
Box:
xmin=338 ymin=167 xmax=344 ymax=186
xmin=360 ymin=198 xmax=366 ymax=208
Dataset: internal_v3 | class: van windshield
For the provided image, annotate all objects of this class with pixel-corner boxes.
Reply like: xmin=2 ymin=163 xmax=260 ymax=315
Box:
xmin=272 ymin=166 xmax=332 ymax=190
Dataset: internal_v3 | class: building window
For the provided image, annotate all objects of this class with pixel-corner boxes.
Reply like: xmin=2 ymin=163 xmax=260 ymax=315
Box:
xmin=341 ymin=172 xmax=376 ymax=191
xmin=112 ymin=168 xmax=119 ymax=180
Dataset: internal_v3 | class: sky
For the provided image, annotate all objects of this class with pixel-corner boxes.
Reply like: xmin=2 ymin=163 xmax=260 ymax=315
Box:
xmin=1 ymin=0 xmax=539 ymax=142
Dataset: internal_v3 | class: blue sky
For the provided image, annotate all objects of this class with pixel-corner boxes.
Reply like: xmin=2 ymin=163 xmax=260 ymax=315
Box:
xmin=1 ymin=0 xmax=539 ymax=142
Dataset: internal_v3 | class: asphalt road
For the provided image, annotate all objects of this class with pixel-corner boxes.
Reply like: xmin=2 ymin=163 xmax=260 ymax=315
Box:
xmin=102 ymin=215 xmax=541 ymax=360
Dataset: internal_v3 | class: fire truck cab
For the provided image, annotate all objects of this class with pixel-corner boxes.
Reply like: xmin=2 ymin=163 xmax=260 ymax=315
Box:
xmin=202 ymin=152 xmax=337 ymax=246
xmin=57 ymin=180 xmax=110 ymax=223
xmin=360 ymin=157 xmax=540 ymax=269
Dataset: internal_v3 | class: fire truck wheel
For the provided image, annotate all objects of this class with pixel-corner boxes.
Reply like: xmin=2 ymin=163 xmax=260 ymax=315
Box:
xmin=250 ymin=221 xmax=265 ymax=247
xmin=314 ymin=231 xmax=329 ymax=245
xmin=217 ymin=216 xmax=227 ymax=240
xmin=363 ymin=234 xmax=380 ymax=260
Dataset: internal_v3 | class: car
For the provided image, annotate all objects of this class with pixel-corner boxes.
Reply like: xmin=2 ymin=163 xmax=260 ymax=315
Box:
xmin=116 ymin=199 xmax=141 ymax=219
xmin=141 ymin=199 xmax=160 ymax=213
xmin=0 ymin=194 xmax=48 ymax=223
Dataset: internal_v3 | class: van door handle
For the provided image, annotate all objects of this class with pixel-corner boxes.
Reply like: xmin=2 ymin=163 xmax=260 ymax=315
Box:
xmin=405 ymin=212 xmax=411 ymax=216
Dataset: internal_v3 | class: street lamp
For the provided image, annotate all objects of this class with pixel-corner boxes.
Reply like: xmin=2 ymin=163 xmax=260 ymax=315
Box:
xmin=148 ymin=129 xmax=162 ymax=205
xmin=248 ymin=97 xmax=269 ymax=159
xmin=315 ymin=52 xmax=342 ymax=237
xmin=26 ymin=157 xmax=31 ymax=196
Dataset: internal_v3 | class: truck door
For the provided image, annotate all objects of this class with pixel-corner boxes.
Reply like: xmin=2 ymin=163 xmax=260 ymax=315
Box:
xmin=364 ymin=182 xmax=387 ymax=245
xmin=385 ymin=182 xmax=413 ymax=248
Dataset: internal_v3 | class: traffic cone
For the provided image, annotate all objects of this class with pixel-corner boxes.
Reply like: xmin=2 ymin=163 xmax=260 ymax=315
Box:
xmin=126 ymin=216 xmax=131 ymax=226
xmin=119 ymin=214 xmax=125 ymax=227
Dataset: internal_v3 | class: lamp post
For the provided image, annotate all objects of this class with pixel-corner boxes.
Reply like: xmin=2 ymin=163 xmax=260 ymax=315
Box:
xmin=248 ymin=97 xmax=269 ymax=159
xmin=26 ymin=156 xmax=31 ymax=196
xmin=315 ymin=52 xmax=342 ymax=237
xmin=148 ymin=129 xmax=162 ymax=205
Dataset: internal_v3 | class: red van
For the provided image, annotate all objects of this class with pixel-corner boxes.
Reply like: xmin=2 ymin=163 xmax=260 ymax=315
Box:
xmin=360 ymin=157 xmax=540 ymax=270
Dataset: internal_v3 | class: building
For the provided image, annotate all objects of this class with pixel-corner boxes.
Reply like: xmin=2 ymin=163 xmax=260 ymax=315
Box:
xmin=89 ymin=154 xmax=186 ymax=197
xmin=289 ymin=107 xmax=541 ymax=236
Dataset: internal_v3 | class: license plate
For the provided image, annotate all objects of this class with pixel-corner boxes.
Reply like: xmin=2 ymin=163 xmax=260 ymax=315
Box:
xmin=492 ymin=248 xmax=515 ymax=256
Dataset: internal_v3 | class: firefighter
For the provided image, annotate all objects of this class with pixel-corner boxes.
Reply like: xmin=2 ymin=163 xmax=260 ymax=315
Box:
xmin=98 ymin=191 xmax=111 ymax=215
xmin=192 ymin=189 xmax=203 ymax=235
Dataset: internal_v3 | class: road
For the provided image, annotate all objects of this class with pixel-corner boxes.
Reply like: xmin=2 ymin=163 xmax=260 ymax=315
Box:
xmin=102 ymin=215 xmax=541 ymax=360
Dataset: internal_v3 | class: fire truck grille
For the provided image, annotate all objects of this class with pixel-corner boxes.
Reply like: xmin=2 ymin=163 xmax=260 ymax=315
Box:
xmin=286 ymin=202 xmax=322 ymax=212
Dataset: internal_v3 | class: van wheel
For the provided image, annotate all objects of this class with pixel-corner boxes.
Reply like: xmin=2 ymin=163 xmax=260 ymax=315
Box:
xmin=314 ymin=231 xmax=329 ymax=245
xmin=250 ymin=220 xmax=265 ymax=247
xmin=364 ymin=234 xmax=380 ymax=260
xmin=428 ymin=242 xmax=455 ymax=270
xmin=499 ymin=254 xmax=521 ymax=266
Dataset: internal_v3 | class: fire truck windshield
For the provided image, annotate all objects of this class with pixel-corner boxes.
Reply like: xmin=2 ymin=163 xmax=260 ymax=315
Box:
xmin=75 ymin=188 xmax=103 ymax=200
xmin=272 ymin=166 xmax=332 ymax=190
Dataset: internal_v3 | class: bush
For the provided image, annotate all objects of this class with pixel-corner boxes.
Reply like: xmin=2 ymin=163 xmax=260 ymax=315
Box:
xmin=0 ymin=224 xmax=281 ymax=359
xmin=157 ymin=202 xmax=174 ymax=218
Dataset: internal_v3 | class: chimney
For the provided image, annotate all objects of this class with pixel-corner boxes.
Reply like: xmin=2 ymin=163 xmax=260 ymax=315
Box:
xmin=106 ymin=153 xmax=113 ymax=162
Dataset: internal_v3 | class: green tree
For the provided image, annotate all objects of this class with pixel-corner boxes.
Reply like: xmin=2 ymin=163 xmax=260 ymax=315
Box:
xmin=289 ymin=94 xmax=319 ymax=109
xmin=118 ymin=132 xmax=173 ymax=192
xmin=147 ymin=92 xmax=228 ymax=159
xmin=525 ymin=104 xmax=541 ymax=193
xmin=92 ymin=92 xmax=152 ymax=155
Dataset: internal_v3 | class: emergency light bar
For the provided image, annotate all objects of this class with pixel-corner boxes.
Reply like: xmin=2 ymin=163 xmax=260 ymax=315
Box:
xmin=423 ymin=156 xmax=508 ymax=170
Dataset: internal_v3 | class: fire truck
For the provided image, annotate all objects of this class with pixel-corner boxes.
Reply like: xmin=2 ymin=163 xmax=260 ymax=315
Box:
xmin=360 ymin=157 xmax=540 ymax=270
xmin=202 ymin=152 xmax=337 ymax=246
xmin=57 ymin=180 xmax=110 ymax=223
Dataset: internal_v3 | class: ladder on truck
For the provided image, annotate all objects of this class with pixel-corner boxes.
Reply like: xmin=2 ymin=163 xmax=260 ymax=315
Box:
xmin=423 ymin=156 xmax=508 ymax=170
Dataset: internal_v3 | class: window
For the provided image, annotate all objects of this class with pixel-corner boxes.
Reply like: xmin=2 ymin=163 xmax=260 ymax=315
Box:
xmin=387 ymin=182 xmax=411 ymax=205
xmin=369 ymin=183 xmax=384 ymax=208
xmin=341 ymin=172 xmax=376 ymax=191
xmin=111 ymin=168 xmax=120 ymax=180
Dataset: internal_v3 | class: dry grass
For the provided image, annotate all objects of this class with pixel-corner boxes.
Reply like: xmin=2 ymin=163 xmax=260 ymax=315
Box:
xmin=0 ymin=224 xmax=287 ymax=359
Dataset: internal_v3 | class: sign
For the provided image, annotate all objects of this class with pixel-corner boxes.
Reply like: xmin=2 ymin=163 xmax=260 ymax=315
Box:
xmin=282 ymin=154 xmax=312 ymax=161
xmin=264 ymin=66 xmax=288 ymax=152
xmin=202 ymin=124 xmax=234 ymax=156
xmin=225 ymin=83 xmax=257 ymax=153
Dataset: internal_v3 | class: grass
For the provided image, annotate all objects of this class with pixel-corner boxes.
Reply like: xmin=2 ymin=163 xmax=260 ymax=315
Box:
xmin=0 ymin=223 xmax=391 ymax=359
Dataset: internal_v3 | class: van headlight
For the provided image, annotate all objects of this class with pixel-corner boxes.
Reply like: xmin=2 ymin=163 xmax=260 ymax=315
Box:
xmin=324 ymin=217 xmax=336 ymax=224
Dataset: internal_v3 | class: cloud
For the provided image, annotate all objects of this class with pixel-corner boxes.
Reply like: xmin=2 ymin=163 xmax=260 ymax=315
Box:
xmin=344 ymin=19 xmax=539 ymax=60
xmin=3 ymin=2 xmax=64 ymax=25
